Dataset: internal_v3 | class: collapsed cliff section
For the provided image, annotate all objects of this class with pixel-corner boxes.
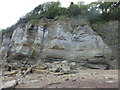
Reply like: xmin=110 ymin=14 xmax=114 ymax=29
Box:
xmin=0 ymin=18 xmax=117 ymax=69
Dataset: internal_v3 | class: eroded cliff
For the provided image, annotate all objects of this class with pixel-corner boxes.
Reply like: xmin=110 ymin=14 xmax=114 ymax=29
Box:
xmin=0 ymin=18 xmax=118 ymax=69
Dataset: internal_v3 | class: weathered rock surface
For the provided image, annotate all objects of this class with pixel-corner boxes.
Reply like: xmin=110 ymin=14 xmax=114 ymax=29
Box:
xmin=0 ymin=18 xmax=118 ymax=69
xmin=92 ymin=21 xmax=118 ymax=69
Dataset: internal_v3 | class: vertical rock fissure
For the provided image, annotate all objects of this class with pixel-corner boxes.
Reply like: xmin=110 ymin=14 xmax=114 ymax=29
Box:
xmin=40 ymin=25 xmax=46 ymax=51
xmin=37 ymin=25 xmax=46 ymax=64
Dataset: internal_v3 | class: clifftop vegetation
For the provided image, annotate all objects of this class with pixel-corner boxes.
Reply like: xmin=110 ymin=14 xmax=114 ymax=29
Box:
xmin=18 ymin=1 xmax=119 ymax=23
xmin=1 ymin=1 xmax=119 ymax=34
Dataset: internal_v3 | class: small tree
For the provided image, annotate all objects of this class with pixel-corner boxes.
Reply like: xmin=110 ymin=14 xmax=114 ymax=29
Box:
xmin=68 ymin=2 xmax=81 ymax=17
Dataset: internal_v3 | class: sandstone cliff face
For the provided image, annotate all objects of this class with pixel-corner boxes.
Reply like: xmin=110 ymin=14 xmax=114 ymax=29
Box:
xmin=0 ymin=18 xmax=118 ymax=69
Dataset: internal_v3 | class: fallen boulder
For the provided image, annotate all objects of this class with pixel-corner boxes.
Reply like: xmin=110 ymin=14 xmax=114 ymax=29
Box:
xmin=1 ymin=80 xmax=18 ymax=89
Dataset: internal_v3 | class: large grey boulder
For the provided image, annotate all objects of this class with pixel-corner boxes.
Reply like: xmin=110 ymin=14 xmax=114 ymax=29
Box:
xmin=1 ymin=80 xmax=18 ymax=89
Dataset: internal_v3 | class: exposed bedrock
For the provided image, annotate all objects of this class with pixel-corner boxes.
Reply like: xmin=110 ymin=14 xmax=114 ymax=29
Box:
xmin=0 ymin=18 xmax=118 ymax=69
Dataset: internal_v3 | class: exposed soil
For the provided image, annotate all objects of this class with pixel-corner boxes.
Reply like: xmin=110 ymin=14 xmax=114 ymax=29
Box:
xmin=1 ymin=70 xmax=118 ymax=88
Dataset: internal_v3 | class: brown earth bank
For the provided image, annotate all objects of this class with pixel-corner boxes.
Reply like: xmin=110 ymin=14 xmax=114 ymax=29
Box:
xmin=1 ymin=70 xmax=118 ymax=88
